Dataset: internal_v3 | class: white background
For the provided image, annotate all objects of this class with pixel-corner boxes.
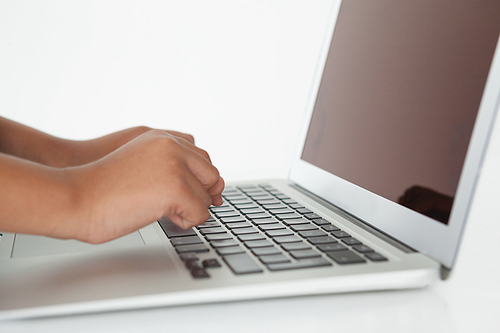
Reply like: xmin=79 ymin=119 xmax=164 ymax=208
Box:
xmin=1 ymin=1 xmax=500 ymax=332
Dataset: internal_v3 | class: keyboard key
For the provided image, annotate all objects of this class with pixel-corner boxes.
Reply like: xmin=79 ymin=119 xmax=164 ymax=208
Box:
xmin=317 ymin=243 xmax=347 ymax=252
xmin=298 ymin=230 xmax=328 ymax=238
xmin=205 ymin=233 xmax=232 ymax=241
xmin=311 ymin=218 xmax=332 ymax=226
xmin=246 ymin=212 xmax=273 ymax=220
xmin=352 ymin=245 xmax=375 ymax=253
xmin=231 ymin=227 xmax=259 ymax=235
xmin=267 ymin=258 xmax=331 ymax=271
xmin=252 ymin=217 xmax=279 ymax=225
xmin=158 ymin=218 xmax=197 ymax=238
xmin=342 ymin=237 xmax=362 ymax=246
xmin=223 ymin=253 xmax=264 ymax=275
xmin=202 ymin=259 xmax=222 ymax=268
xmin=258 ymin=223 xmax=285 ymax=231
xmin=190 ymin=268 xmax=210 ymax=279
xmin=238 ymin=233 xmax=266 ymax=242
xmin=210 ymin=239 xmax=240 ymax=248
xmin=240 ymin=208 xmax=266 ymax=215
xmin=199 ymin=227 xmax=227 ymax=235
xmin=290 ymin=224 xmax=317 ymax=232
xmin=215 ymin=211 xmax=240 ymax=218
xmin=175 ymin=244 xmax=210 ymax=253
xmin=281 ymin=242 xmax=311 ymax=251
xmin=170 ymin=236 xmax=203 ymax=246
xmin=197 ymin=221 xmax=221 ymax=228
xmin=296 ymin=208 xmax=313 ymax=214
xmin=179 ymin=253 xmax=199 ymax=261
xmin=252 ymin=247 xmax=282 ymax=256
xmin=365 ymin=252 xmax=388 ymax=262
xmin=322 ymin=224 xmax=341 ymax=232
xmin=259 ymin=254 xmax=291 ymax=265
xmin=270 ymin=208 xmax=296 ymax=215
xmin=220 ymin=216 xmax=246 ymax=224
xmin=233 ymin=203 xmax=259 ymax=209
xmin=225 ymin=222 xmax=253 ymax=229
xmin=272 ymin=235 xmax=302 ymax=244
xmin=210 ymin=206 xmax=233 ymax=213
xmin=216 ymin=246 xmax=245 ymax=255
xmin=304 ymin=213 xmax=322 ymax=220
xmin=332 ymin=230 xmax=351 ymax=238
xmin=308 ymin=236 xmax=338 ymax=245
xmin=265 ymin=229 xmax=294 ymax=237
xmin=282 ymin=218 xmax=311 ymax=226
xmin=327 ymin=250 xmax=366 ymax=264
xmin=289 ymin=249 xmax=322 ymax=259
xmin=276 ymin=213 xmax=303 ymax=220
xmin=244 ymin=240 xmax=273 ymax=248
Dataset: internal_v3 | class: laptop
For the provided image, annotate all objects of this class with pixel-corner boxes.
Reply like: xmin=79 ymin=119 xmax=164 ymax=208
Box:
xmin=1 ymin=0 xmax=500 ymax=319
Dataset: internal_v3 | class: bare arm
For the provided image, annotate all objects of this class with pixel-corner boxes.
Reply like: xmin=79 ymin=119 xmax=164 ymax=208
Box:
xmin=0 ymin=118 xmax=224 ymax=243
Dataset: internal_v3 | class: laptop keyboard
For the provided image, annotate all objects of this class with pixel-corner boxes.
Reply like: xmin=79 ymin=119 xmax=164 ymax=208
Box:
xmin=159 ymin=184 xmax=388 ymax=279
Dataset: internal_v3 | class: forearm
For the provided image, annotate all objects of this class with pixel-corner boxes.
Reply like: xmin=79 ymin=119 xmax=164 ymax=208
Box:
xmin=0 ymin=152 xmax=83 ymax=239
xmin=0 ymin=116 xmax=73 ymax=167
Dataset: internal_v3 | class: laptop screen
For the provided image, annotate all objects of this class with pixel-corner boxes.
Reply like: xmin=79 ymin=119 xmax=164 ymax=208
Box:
xmin=301 ymin=0 xmax=500 ymax=224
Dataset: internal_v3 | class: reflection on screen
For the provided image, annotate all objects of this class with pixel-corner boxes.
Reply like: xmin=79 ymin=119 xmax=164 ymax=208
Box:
xmin=301 ymin=0 xmax=500 ymax=224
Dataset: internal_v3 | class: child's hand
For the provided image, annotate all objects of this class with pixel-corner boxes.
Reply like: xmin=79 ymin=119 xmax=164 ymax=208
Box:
xmin=67 ymin=129 xmax=224 ymax=244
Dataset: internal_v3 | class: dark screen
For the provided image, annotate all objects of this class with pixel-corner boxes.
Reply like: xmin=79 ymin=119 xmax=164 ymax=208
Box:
xmin=301 ymin=0 xmax=500 ymax=224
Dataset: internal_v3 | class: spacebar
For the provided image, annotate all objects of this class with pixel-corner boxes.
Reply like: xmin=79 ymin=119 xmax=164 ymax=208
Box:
xmin=223 ymin=253 xmax=264 ymax=275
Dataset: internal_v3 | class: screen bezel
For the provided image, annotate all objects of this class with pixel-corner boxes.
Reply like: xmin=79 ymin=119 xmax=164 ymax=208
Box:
xmin=289 ymin=1 xmax=500 ymax=269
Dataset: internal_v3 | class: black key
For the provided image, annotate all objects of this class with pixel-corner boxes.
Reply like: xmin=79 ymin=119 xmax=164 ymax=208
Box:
xmin=246 ymin=212 xmax=273 ymax=220
xmin=282 ymin=199 xmax=298 ymax=204
xmin=223 ymin=253 xmax=264 ymax=274
xmin=281 ymin=242 xmax=311 ymax=251
xmin=231 ymin=227 xmax=259 ymax=235
xmin=185 ymin=260 xmax=203 ymax=269
xmin=304 ymin=213 xmax=322 ymax=220
xmin=288 ymin=203 xmax=305 ymax=209
xmin=158 ymin=218 xmax=197 ymax=238
xmin=179 ymin=253 xmax=199 ymax=261
xmin=259 ymin=200 xmax=283 ymax=206
xmin=170 ymin=236 xmax=203 ymax=247
xmin=210 ymin=206 xmax=233 ymax=213
xmin=327 ymin=250 xmax=366 ymax=264
xmin=308 ymin=236 xmax=338 ymax=245
xmin=298 ymin=230 xmax=327 ymax=238
xmin=296 ymin=208 xmax=313 ymax=214
xmin=238 ymin=233 xmax=266 ymax=241
xmin=252 ymin=247 xmax=282 ymax=256
xmin=289 ymin=249 xmax=322 ymax=259
xmin=175 ymin=244 xmax=210 ymax=253
xmin=252 ymin=217 xmax=279 ymax=225
xmin=233 ymin=203 xmax=259 ymax=209
xmin=210 ymin=239 xmax=239 ymax=248
xmin=205 ymin=233 xmax=232 ymax=241
xmin=244 ymin=240 xmax=273 ymax=248
xmin=220 ymin=216 xmax=246 ymax=224
xmin=352 ymin=245 xmax=375 ymax=253
xmin=259 ymin=254 xmax=290 ymax=265
xmin=248 ymin=194 xmax=272 ymax=200
xmin=265 ymin=229 xmax=294 ymax=237
xmin=317 ymin=243 xmax=347 ymax=252
xmin=272 ymin=235 xmax=302 ymax=244
xmin=225 ymin=222 xmax=253 ymax=229
xmin=215 ymin=211 xmax=240 ymax=218
xmin=276 ymin=213 xmax=303 ymax=220
xmin=290 ymin=224 xmax=317 ymax=232
xmin=199 ymin=227 xmax=226 ymax=235
xmin=223 ymin=194 xmax=244 ymax=200
xmin=311 ymin=218 xmax=332 ymax=226
xmin=258 ymin=223 xmax=285 ymax=231
xmin=365 ymin=252 xmax=388 ymax=262
xmin=342 ymin=237 xmax=362 ymax=246
xmin=282 ymin=218 xmax=311 ymax=226
xmin=216 ymin=246 xmax=245 ymax=255
xmin=202 ymin=259 xmax=222 ymax=268
xmin=322 ymin=224 xmax=341 ymax=232
xmin=197 ymin=221 xmax=221 ymax=229
xmin=270 ymin=208 xmax=296 ymax=215
xmin=332 ymin=230 xmax=351 ymax=239
xmin=227 ymin=199 xmax=253 ymax=205
xmin=240 ymin=208 xmax=266 ymax=215
xmin=190 ymin=268 xmax=210 ymax=279
xmin=267 ymin=258 xmax=331 ymax=271
xmin=263 ymin=204 xmax=288 ymax=210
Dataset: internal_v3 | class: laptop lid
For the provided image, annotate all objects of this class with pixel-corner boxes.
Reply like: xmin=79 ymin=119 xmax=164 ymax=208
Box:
xmin=289 ymin=0 xmax=500 ymax=270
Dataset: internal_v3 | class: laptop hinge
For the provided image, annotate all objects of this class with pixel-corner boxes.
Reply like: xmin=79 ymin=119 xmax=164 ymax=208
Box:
xmin=290 ymin=183 xmax=417 ymax=254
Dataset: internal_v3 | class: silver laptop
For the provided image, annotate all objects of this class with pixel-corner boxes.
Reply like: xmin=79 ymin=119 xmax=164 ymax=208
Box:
xmin=1 ymin=0 xmax=500 ymax=319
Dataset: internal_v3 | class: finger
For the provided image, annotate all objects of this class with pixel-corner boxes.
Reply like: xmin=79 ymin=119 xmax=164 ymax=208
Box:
xmin=164 ymin=130 xmax=195 ymax=145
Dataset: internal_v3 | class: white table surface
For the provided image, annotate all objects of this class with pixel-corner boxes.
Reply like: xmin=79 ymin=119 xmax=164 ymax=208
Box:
xmin=1 ymin=1 xmax=499 ymax=332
